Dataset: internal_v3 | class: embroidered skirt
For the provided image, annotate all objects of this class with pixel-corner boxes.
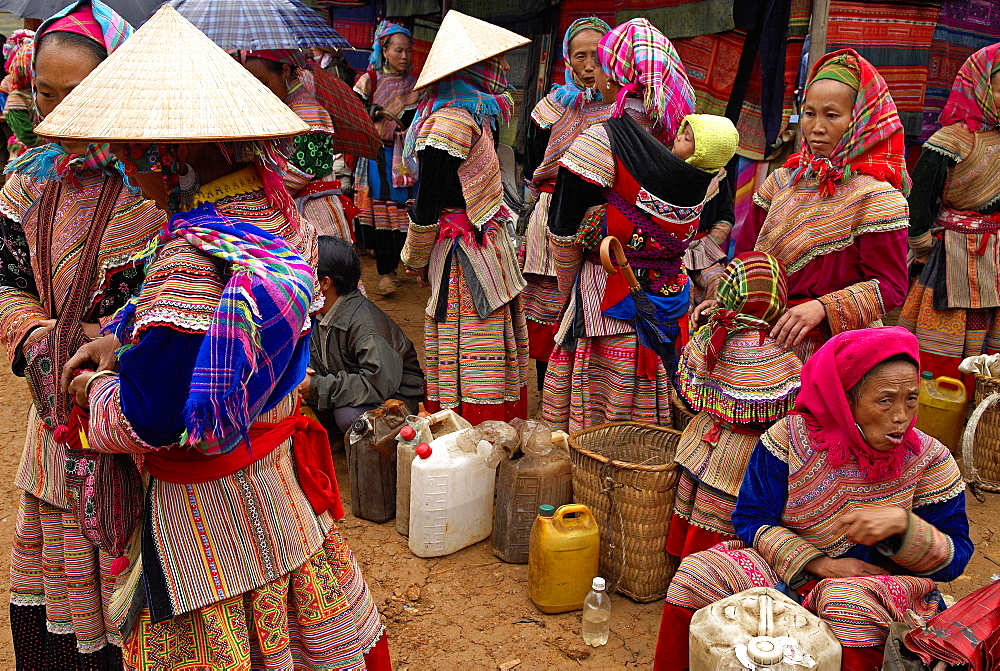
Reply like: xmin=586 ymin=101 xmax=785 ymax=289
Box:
xmin=10 ymin=491 xmax=121 ymax=655
xmin=354 ymin=147 xmax=412 ymax=233
xmin=522 ymin=276 xmax=564 ymax=361
xmin=423 ymin=251 xmax=529 ymax=423
xmin=123 ymin=528 xmax=384 ymax=671
xmin=541 ymin=332 xmax=672 ymax=433
xmin=300 ymin=193 xmax=351 ymax=240
xmin=900 ymin=243 xmax=1000 ymax=382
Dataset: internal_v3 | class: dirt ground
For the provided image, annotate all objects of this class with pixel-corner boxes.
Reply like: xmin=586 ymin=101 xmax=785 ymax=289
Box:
xmin=0 ymin=255 xmax=997 ymax=668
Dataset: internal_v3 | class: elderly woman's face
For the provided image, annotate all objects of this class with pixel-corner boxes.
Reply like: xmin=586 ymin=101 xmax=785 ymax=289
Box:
xmin=848 ymin=360 xmax=919 ymax=452
xmin=801 ymin=79 xmax=855 ymax=158
xmin=568 ymin=29 xmax=603 ymax=89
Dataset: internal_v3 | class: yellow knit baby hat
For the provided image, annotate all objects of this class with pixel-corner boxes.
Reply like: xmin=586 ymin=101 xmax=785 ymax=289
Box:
xmin=682 ymin=114 xmax=739 ymax=173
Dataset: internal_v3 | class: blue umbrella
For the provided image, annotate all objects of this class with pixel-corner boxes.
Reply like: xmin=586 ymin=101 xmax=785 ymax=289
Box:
xmin=168 ymin=0 xmax=349 ymax=50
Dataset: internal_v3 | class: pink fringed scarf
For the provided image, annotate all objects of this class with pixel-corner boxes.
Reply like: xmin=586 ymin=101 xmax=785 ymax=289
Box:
xmin=793 ymin=326 xmax=922 ymax=481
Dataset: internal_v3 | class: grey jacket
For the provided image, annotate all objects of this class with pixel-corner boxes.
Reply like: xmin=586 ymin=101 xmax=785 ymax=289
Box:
xmin=309 ymin=290 xmax=423 ymax=412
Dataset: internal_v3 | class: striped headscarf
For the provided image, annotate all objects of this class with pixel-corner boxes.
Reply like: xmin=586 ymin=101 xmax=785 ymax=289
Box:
xmin=596 ymin=17 xmax=694 ymax=144
xmin=550 ymin=17 xmax=611 ymax=108
xmin=938 ymin=43 xmax=1000 ymax=133
xmin=404 ymin=56 xmax=513 ymax=159
xmin=369 ymin=20 xmax=411 ymax=72
xmin=784 ymin=49 xmax=911 ymax=198
xmin=7 ymin=0 xmax=133 ymax=183
xmin=705 ymin=251 xmax=788 ymax=372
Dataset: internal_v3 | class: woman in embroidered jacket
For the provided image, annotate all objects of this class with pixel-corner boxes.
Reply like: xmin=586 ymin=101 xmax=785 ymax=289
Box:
xmin=668 ymin=252 xmax=801 ymax=560
xmin=400 ymin=12 xmax=529 ymax=423
xmin=655 ymin=327 xmax=972 ymax=671
xmin=354 ymin=21 xmax=419 ymax=295
xmin=521 ymin=17 xmax=612 ymax=386
xmin=541 ymin=18 xmax=718 ymax=433
xmin=899 ymin=44 xmax=1000 ymax=383
xmin=732 ymin=50 xmax=909 ymax=362
xmin=240 ymin=48 xmax=354 ymax=241
xmin=46 ymin=7 xmax=388 ymax=669
xmin=0 ymin=2 xmax=165 ymax=665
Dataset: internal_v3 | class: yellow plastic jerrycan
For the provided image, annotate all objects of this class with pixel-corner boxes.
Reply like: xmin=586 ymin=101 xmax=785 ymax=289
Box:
xmin=528 ymin=503 xmax=600 ymax=614
xmin=916 ymin=372 xmax=967 ymax=454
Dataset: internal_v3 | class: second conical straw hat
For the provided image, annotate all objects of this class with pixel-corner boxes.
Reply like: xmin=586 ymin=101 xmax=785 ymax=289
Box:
xmin=34 ymin=5 xmax=308 ymax=142
xmin=413 ymin=11 xmax=530 ymax=90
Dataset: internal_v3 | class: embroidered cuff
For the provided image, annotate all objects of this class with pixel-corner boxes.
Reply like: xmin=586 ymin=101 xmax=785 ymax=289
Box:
xmin=87 ymin=376 xmax=159 ymax=454
xmin=0 ymin=288 xmax=49 ymax=369
xmin=754 ymin=525 xmax=826 ymax=584
xmin=549 ymin=232 xmax=583 ymax=298
xmin=879 ymin=511 xmax=954 ymax=576
xmin=818 ymin=280 xmax=885 ymax=335
xmin=400 ymin=222 xmax=438 ymax=269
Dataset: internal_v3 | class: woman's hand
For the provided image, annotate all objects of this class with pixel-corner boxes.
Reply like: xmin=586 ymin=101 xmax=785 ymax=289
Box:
xmin=838 ymin=507 xmax=909 ymax=546
xmin=68 ymin=371 xmax=94 ymax=409
xmin=23 ymin=319 xmax=56 ymax=350
xmin=61 ymin=334 xmax=121 ymax=394
xmin=81 ymin=322 xmax=103 ymax=340
xmin=805 ymin=556 xmax=889 ymax=579
xmin=691 ymin=299 xmax=718 ymax=328
xmin=770 ymin=300 xmax=825 ymax=348
xmin=404 ymin=265 xmax=429 ymax=288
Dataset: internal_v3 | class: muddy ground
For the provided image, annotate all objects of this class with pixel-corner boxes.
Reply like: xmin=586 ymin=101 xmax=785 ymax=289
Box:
xmin=0 ymin=255 xmax=996 ymax=668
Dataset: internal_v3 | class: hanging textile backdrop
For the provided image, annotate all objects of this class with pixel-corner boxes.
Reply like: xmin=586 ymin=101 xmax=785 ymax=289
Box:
xmin=410 ymin=16 xmax=440 ymax=75
xmin=549 ymin=0 xmax=617 ymax=86
xmin=329 ymin=3 xmax=378 ymax=49
xmin=921 ymin=0 xmax=1000 ymax=141
xmin=614 ymin=0 xmax=735 ymax=39
xmin=673 ymin=0 xmax=810 ymax=160
xmin=826 ymin=0 xmax=941 ymax=142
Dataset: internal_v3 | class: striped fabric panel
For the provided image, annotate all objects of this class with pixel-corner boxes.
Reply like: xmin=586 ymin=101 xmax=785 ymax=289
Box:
xmin=541 ymin=332 xmax=671 ymax=433
xmin=521 ymin=275 xmax=565 ymax=325
xmin=891 ymin=512 xmax=955 ymax=575
xmin=675 ymin=412 xmax=763 ymax=498
xmin=936 ymin=128 xmax=1000 ymax=211
xmin=521 ymin=191 xmax=555 ymax=276
xmin=285 ymin=83 xmax=337 ymax=135
xmin=300 ymin=190 xmax=352 ymax=240
xmin=673 ymin=469 xmax=740 ymax=536
xmin=944 ymin=226 xmax=1000 ymax=309
xmin=529 ymin=93 xmax=566 ymax=129
xmin=753 ymin=168 xmax=910 ymax=275
xmin=559 ymin=123 xmax=615 ymax=188
xmin=456 ymin=120 xmax=505 ymax=229
xmin=422 ymin=257 xmax=528 ymax=408
xmin=805 ymin=575 xmax=939 ymax=648
xmin=370 ymin=200 xmax=409 ymax=232
xmin=664 ymin=540 xmax=779 ymax=611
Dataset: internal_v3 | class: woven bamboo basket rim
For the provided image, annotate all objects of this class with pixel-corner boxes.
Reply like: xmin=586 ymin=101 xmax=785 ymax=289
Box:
xmin=961 ymin=373 xmax=1000 ymax=496
xmin=568 ymin=421 xmax=681 ymax=473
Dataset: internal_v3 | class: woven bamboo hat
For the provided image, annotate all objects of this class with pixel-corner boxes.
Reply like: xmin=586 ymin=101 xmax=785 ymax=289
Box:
xmin=413 ymin=10 xmax=530 ymax=90
xmin=34 ymin=5 xmax=308 ymax=142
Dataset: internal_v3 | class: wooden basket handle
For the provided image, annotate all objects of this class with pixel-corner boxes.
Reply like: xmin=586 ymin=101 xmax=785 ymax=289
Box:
xmin=599 ymin=236 xmax=641 ymax=290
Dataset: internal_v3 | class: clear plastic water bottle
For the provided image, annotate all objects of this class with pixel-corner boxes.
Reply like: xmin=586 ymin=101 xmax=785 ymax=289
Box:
xmin=582 ymin=576 xmax=611 ymax=646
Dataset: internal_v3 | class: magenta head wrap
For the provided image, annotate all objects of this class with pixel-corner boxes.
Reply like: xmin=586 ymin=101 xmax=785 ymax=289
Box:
xmin=793 ymin=326 xmax=921 ymax=481
xmin=939 ymin=43 xmax=1000 ymax=132
xmin=596 ymin=17 xmax=695 ymax=144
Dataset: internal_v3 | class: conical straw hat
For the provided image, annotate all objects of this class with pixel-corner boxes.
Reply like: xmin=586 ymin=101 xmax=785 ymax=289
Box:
xmin=413 ymin=10 xmax=530 ymax=90
xmin=34 ymin=5 xmax=308 ymax=142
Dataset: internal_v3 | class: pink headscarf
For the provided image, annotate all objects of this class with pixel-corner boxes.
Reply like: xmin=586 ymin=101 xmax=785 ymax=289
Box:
xmin=938 ymin=43 xmax=1000 ymax=132
xmin=41 ymin=7 xmax=104 ymax=45
xmin=793 ymin=326 xmax=922 ymax=481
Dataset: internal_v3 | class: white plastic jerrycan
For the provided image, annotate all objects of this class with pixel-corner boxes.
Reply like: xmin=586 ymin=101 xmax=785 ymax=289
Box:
xmin=408 ymin=428 xmax=497 ymax=557
xmin=689 ymin=587 xmax=841 ymax=670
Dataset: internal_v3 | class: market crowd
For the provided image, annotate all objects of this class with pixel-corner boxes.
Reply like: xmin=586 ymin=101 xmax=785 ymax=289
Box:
xmin=0 ymin=0 xmax=993 ymax=669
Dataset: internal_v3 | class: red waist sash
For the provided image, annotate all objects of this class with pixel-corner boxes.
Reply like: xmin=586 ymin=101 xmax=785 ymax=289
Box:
xmin=144 ymin=413 xmax=344 ymax=520
xmin=295 ymin=180 xmax=341 ymax=199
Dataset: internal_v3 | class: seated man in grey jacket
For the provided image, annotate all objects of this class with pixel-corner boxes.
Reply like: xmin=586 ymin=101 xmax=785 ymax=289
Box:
xmin=299 ymin=236 xmax=424 ymax=434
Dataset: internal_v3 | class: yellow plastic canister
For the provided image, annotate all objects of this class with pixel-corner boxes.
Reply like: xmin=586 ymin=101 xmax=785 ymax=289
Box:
xmin=915 ymin=373 xmax=967 ymax=453
xmin=528 ymin=503 xmax=599 ymax=614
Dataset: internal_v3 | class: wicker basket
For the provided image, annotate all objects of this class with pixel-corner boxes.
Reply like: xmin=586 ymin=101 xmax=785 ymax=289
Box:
xmin=962 ymin=373 xmax=1000 ymax=494
xmin=671 ymin=389 xmax=695 ymax=432
xmin=568 ymin=422 xmax=681 ymax=602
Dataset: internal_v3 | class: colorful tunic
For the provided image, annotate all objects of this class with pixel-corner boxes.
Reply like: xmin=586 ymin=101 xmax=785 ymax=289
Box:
xmin=83 ymin=167 xmax=383 ymax=670
xmin=283 ymin=81 xmax=352 ymax=240
xmin=658 ymin=415 xmax=970 ymax=667
xmin=541 ymin=102 xmax=716 ymax=433
xmin=738 ymin=168 xmax=909 ymax=360
xmin=899 ymin=124 xmax=1000 ymax=381
xmin=0 ymin=166 xmax=163 ymax=658
xmin=401 ymin=106 xmax=528 ymax=423
xmin=521 ymin=93 xmax=612 ymax=362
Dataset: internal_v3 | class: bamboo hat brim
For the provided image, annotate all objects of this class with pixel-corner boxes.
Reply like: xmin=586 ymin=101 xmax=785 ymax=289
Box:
xmin=413 ymin=10 xmax=530 ymax=90
xmin=34 ymin=5 xmax=308 ymax=143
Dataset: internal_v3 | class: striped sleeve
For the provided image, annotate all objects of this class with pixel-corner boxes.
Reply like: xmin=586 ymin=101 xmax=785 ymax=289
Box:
xmin=818 ymin=279 xmax=885 ymax=334
xmin=415 ymin=107 xmax=477 ymax=160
